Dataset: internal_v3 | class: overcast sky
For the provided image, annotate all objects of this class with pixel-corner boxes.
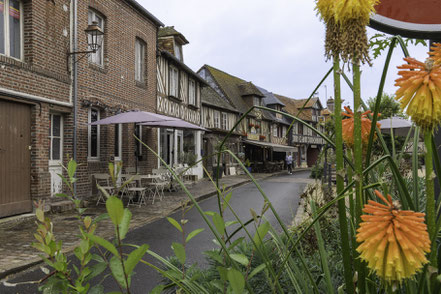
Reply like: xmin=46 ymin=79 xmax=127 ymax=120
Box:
xmin=140 ymin=0 xmax=430 ymax=108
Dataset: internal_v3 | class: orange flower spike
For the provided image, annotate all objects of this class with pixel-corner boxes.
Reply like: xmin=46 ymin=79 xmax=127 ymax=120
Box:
xmin=429 ymin=42 xmax=441 ymax=66
xmin=395 ymin=56 xmax=441 ymax=129
xmin=341 ymin=107 xmax=380 ymax=149
xmin=356 ymin=190 xmax=431 ymax=282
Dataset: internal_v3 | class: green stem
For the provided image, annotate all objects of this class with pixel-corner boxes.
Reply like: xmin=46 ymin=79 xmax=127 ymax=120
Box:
xmin=334 ymin=58 xmax=354 ymax=294
xmin=353 ymin=61 xmax=366 ymax=293
xmin=424 ymin=130 xmax=436 ymax=265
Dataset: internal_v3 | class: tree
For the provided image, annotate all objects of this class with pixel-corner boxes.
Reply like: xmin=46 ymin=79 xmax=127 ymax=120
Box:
xmin=367 ymin=93 xmax=404 ymax=119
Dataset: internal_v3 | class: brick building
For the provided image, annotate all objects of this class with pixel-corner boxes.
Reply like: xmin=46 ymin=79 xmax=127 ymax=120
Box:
xmin=0 ymin=0 xmax=163 ymax=217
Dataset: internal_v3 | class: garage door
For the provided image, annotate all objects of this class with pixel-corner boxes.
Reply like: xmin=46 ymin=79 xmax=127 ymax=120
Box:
xmin=0 ymin=99 xmax=32 ymax=217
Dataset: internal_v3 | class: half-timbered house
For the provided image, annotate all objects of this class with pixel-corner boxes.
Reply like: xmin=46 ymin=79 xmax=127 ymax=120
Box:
xmin=275 ymin=95 xmax=326 ymax=167
xmin=201 ymin=85 xmax=242 ymax=176
xmin=198 ymin=65 xmax=295 ymax=172
xmin=156 ymin=27 xmax=206 ymax=179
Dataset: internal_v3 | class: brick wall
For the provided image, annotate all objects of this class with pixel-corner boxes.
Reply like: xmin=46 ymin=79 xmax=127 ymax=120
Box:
xmin=0 ymin=0 xmax=160 ymax=208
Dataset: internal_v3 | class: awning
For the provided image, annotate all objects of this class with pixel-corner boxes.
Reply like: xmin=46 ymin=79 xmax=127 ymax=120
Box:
xmin=243 ymin=139 xmax=297 ymax=152
xmin=141 ymin=119 xmax=208 ymax=131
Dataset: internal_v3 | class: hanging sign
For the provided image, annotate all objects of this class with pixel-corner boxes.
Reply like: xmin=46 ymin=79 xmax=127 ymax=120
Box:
xmin=370 ymin=0 xmax=441 ymax=41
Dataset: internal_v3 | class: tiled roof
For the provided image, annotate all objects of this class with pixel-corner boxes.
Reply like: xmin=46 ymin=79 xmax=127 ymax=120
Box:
xmin=257 ymin=86 xmax=285 ymax=106
xmin=158 ymin=26 xmax=189 ymax=44
xmin=275 ymin=94 xmax=313 ymax=122
xmin=321 ymin=108 xmax=332 ymax=116
xmin=201 ymin=65 xmax=271 ymax=119
xmin=201 ymin=86 xmax=238 ymax=113
xmin=238 ymin=82 xmax=264 ymax=97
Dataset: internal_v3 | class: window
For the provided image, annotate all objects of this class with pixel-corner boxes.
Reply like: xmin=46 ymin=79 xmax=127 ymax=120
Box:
xmin=88 ymin=108 xmax=100 ymax=159
xmin=298 ymin=123 xmax=304 ymax=135
xmin=88 ymin=10 xmax=104 ymax=66
xmin=214 ymin=111 xmax=220 ymax=129
xmin=282 ymin=126 xmax=286 ymax=138
xmin=188 ymin=79 xmax=196 ymax=105
xmin=221 ymin=113 xmax=228 ymax=130
xmin=273 ymin=125 xmax=277 ymax=137
xmin=49 ymin=114 xmax=63 ymax=161
xmin=0 ymin=0 xmax=22 ymax=59
xmin=253 ymin=97 xmax=261 ymax=106
xmin=135 ymin=39 xmax=146 ymax=82
xmin=174 ymin=43 xmax=182 ymax=61
xmin=114 ymin=124 xmax=122 ymax=160
xmin=169 ymin=66 xmax=179 ymax=98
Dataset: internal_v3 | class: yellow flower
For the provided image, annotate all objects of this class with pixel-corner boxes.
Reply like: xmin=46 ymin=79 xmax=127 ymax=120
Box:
xmin=356 ymin=190 xmax=431 ymax=282
xmin=315 ymin=0 xmax=335 ymax=22
xmin=333 ymin=0 xmax=379 ymax=26
xmin=341 ymin=106 xmax=380 ymax=148
xmin=395 ymin=57 xmax=441 ymax=130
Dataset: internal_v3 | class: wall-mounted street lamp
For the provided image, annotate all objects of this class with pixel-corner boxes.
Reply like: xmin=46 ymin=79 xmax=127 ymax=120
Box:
xmin=67 ymin=21 xmax=104 ymax=62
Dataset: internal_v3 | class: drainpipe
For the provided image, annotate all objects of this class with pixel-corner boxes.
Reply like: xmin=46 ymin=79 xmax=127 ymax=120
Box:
xmin=72 ymin=0 xmax=78 ymax=196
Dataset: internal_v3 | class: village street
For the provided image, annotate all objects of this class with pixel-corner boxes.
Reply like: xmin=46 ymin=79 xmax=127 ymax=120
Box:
xmin=0 ymin=171 xmax=312 ymax=293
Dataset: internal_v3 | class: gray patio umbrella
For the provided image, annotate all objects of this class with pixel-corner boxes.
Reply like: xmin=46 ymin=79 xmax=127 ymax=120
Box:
xmin=90 ymin=110 xmax=178 ymax=125
xmin=378 ymin=116 xmax=414 ymax=137
xmin=141 ymin=119 xmax=208 ymax=131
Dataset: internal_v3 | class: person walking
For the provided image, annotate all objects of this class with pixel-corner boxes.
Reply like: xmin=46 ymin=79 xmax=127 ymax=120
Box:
xmin=286 ymin=153 xmax=293 ymax=174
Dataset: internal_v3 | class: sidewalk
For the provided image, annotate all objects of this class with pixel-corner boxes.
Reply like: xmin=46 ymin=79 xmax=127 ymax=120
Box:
xmin=0 ymin=170 xmax=308 ymax=279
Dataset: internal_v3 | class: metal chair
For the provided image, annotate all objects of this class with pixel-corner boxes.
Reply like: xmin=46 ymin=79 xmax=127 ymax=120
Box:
xmin=93 ymin=174 xmax=114 ymax=205
xmin=125 ymin=175 xmax=148 ymax=207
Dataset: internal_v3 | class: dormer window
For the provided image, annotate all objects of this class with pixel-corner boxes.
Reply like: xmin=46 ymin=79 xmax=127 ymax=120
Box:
xmin=174 ymin=43 xmax=182 ymax=61
xmin=253 ymin=97 xmax=261 ymax=107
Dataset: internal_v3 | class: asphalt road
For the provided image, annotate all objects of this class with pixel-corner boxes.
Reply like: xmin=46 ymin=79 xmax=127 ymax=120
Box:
xmin=1 ymin=171 xmax=311 ymax=294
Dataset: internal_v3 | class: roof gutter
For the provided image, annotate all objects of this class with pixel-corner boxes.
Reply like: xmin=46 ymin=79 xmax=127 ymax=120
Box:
xmin=125 ymin=0 xmax=164 ymax=27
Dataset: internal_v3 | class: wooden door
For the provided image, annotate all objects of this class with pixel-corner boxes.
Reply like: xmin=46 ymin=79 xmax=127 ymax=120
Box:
xmin=0 ymin=100 xmax=32 ymax=217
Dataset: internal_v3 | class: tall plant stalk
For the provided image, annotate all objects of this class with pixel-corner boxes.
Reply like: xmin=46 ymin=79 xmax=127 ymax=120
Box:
xmin=333 ymin=58 xmax=354 ymax=294
xmin=424 ymin=130 xmax=436 ymax=265
xmin=353 ymin=61 xmax=366 ymax=293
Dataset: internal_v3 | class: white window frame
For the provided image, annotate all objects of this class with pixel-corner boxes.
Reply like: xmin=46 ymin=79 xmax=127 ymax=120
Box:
xmin=214 ymin=111 xmax=220 ymax=129
xmin=169 ymin=66 xmax=179 ymax=98
xmin=221 ymin=112 xmax=228 ymax=130
xmin=188 ymin=79 xmax=196 ymax=106
xmin=88 ymin=9 xmax=104 ymax=66
xmin=0 ymin=0 xmax=23 ymax=60
xmin=135 ymin=38 xmax=146 ymax=82
xmin=114 ymin=123 xmax=122 ymax=161
xmin=49 ymin=114 xmax=63 ymax=164
xmin=273 ymin=125 xmax=277 ymax=137
xmin=253 ymin=97 xmax=261 ymax=107
xmin=88 ymin=108 xmax=100 ymax=160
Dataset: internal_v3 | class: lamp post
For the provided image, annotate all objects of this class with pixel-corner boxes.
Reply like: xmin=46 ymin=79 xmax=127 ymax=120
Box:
xmin=67 ymin=21 xmax=104 ymax=60
xmin=67 ymin=20 xmax=105 ymax=196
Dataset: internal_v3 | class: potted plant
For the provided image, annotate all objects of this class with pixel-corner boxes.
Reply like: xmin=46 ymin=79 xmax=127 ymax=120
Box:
xmin=245 ymin=159 xmax=252 ymax=173
xmin=212 ymin=141 xmax=225 ymax=179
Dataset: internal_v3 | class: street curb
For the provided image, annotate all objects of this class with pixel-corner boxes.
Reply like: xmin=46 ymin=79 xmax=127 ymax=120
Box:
xmin=0 ymin=169 xmax=310 ymax=281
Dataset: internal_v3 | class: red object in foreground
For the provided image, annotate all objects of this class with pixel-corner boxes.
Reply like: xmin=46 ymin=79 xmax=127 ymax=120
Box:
xmin=370 ymin=0 xmax=441 ymax=40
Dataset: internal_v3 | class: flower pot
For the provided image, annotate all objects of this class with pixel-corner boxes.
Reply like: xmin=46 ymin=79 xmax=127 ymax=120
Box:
xmin=212 ymin=166 xmax=224 ymax=179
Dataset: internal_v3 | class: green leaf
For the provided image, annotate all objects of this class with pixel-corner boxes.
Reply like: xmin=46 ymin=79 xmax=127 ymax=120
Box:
xmin=149 ymin=285 xmax=165 ymax=294
xmin=228 ymin=237 xmax=245 ymax=250
xmin=171 ymin=242 xmax=186 ymax=265
xmin=229 ymin=254 xmax=249 ymax=266
xmin=166 ymin=217 xmax=182 ymax=232
xmin=217 ymin=266 xmax=228 ymax=281
xmin=87 ymin=234 xmax=119 ymax=258
xmin=185 ymin=228 xmax=204 ymax=243
xmin=67 ymin=159 xmax=77 ymax=180
xmin=109 ymin=256 xmax=128 ymax=289
xmin=212 ymin=213 xmax=225 ymax=235
xmin=36 ymin=209 xmax=44 ymax=223
xmin=86 ymin=261 xmax=107 ymax=281
xmin=106 ymin=196 xmax=124 ymax=226
xmin=253 ymin=221 xmax=270 ymax=247
xmin=204 ymin=250 xmax=224 ymax=264
xmin=125 ymin=244 xmax=149 ymax=276
xmin=227 ymin=268 xmax=245 ymax=294
xmin=225 ymin=220 xmax=238 ymax=227
xmin=222 ymin=191 xmax=233 ymax=211
xmin=248 ymin=263 xmax=266 ymax=279
xmin=118 ymin=209 xmax=132 ymax=240
xmin=89 ymin=285 xmax=104 ymax=294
